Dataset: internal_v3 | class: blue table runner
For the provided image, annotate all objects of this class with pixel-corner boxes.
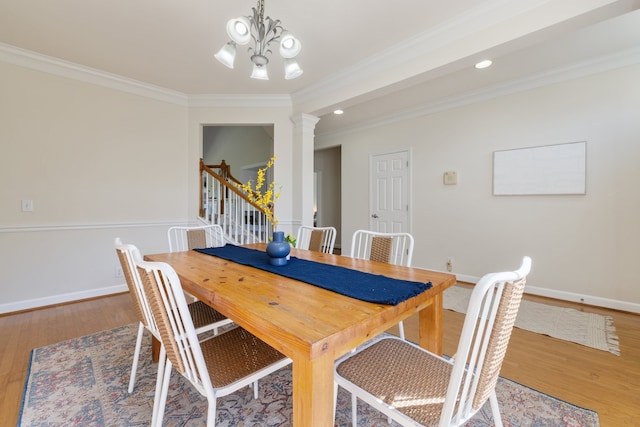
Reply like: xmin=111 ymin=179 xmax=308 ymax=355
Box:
xmin=195 ymin=245 xmax=431 ymax=306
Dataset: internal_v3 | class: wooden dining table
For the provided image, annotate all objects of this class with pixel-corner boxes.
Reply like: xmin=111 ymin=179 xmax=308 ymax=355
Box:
xmin=145 ymin=243 xmax=456 ymax=427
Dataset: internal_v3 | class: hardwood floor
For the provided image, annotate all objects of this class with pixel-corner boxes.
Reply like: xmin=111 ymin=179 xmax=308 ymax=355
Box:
xmin=0 ymin=294 xmax=139 ymax=426
xmin=1 ymin=289 xmax=639 ymax=426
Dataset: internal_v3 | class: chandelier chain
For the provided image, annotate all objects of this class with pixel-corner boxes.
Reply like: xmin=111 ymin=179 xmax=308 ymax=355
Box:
xmin=257 ymin=0 xmax=265 ymax=22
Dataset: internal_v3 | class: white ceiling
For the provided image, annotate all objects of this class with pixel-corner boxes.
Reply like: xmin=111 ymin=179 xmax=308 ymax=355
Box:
xmin=1 ymin=0 xmax=639 ymax=135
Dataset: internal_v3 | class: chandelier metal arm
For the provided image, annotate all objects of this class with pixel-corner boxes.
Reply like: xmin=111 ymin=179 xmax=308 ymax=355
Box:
xmin=249 ymin=8 xmax=282 ymax=60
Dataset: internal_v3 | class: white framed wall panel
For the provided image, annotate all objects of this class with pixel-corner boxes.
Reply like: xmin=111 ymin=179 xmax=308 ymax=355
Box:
xmin=493 ymin=141 xmax=586 ymax=195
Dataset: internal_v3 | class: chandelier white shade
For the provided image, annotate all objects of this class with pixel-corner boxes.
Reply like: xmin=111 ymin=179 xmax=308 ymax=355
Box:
xmin=214 ymin=42 xmax=237 ymax=68
xmin=283 ymin=58 xmax=303 ymax=79
xmin=214 ymin=0 xmax=303 ymax=80
xmin=227 ymin=17 xmax=252 ymax=45
xmin=251 ymin=63 xmax=269 ymax=80
xmin=279 ymin=31 xmax=302 ymax=58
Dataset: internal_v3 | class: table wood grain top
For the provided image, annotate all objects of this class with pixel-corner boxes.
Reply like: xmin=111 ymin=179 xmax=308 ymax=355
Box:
xmin=145 ymin=244 xmax=456 ymax=361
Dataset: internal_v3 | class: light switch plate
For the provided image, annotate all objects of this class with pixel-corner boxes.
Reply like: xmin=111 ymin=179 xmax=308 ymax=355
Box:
xmin=21 ymin=199 xmax=33 ymax=212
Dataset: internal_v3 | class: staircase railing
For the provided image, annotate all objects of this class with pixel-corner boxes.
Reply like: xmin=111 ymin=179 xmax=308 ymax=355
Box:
xmin=200 ymin=159 xmax=273 ymax=244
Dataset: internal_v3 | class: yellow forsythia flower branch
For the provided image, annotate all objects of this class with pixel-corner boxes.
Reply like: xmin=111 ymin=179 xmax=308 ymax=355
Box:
xmin=237 ymin=156 xmax=280 ymax=227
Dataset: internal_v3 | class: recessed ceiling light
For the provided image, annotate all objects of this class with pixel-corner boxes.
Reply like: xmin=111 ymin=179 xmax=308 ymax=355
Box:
xmin=333 ymin=109 xmax=344 ymax=115
xmin=475 ymin=60 xmax=492 ymax=69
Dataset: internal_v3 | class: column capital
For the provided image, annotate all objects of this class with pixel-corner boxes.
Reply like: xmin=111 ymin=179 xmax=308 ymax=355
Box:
xmin=291 ymin=113 xmax=320 ymax=133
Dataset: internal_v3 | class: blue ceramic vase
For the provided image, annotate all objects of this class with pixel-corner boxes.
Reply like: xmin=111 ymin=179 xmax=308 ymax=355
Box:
xmin=266 ymin=231 xmax=290 ymax=266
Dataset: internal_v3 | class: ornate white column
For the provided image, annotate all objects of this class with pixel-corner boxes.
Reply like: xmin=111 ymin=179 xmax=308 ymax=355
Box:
xmin=291 ymin=113 xmax=320 ymax=231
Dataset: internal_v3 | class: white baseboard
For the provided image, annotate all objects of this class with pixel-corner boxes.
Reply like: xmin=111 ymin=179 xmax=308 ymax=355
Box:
xmin=524 ymin=285 xmax=640 ymax=314
xmin=454 ymin=273 xmax=640 ymax=314
xmin=0 ymin=284 xmax=128 ymax=315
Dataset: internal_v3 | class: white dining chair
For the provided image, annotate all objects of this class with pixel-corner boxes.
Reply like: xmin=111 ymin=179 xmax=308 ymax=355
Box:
xmin=350 ymin=230 xmax=415 ymax=339
xmin=350 ymin=229 xmax=414 ymax=266
xmin=335 ymin=257 xmax=532 ymax=427
xmin=114 ymin=238 xmax=232 ymax=395
xmin=296 ymin=225 xmax=337 ymax=254
xmin=167 ymin=224 xmax=226 ymax=252
xmin=167 ymin=224 xmax=230 ymax=303
xmin=135 ymin=257 xmax=292 ymax=427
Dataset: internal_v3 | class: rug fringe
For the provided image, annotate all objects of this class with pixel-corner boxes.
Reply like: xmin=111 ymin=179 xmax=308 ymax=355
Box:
xmin=605 ymin=316 xmax=621 ymax=356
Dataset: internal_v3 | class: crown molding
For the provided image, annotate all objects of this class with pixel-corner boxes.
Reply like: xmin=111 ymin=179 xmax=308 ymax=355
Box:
xmin=316 ymin=46 xmax=640 ymax=139
xmin=0 ymin=42 xmax=294 ymax=109
xmin=291 ymin=0 xmax=558 ymax=113
xmin=0 ymin=42 xmax=189 ymax=106
xmin=188 ymin=94 xmax=292 ymax=108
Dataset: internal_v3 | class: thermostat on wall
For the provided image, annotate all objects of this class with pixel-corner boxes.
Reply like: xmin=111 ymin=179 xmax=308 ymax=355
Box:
xmin=443 ymin=171 xmax=458 ymax=185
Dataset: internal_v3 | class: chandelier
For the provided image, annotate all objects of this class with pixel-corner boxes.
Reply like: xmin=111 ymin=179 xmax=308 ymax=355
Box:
xmin=214 ymin=0 xmax=303 ymax=80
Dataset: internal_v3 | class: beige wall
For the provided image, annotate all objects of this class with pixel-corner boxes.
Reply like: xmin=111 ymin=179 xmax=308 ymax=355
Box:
xmin=0 ymin=62 xmax=297 ymax=313
xmin=0 ymin=62 xmax=189 ymax=225
xmin=0 ymin=62 xmax=190 ymax=311
xmin=317 ymin=64 xmax=640 ymax=312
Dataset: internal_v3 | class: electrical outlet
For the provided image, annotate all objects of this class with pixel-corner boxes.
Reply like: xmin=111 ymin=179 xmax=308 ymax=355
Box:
xmin=443 ymin=171 xmax=458 ymax=185
xmin=446 ymin=257 xmax=453 ymax=272
xmin=114 ymin=266 xmax=124 ymax=278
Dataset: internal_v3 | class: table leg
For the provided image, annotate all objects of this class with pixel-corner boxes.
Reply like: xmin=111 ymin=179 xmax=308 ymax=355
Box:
xmin=292 ymin=352 xmax=335 ymax=427
xmin=419 ymin=293 xmax=443 ymax=354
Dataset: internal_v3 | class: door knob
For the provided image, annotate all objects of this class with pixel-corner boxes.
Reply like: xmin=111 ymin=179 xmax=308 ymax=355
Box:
xmin=371 ymin=213 xmax=379 ymax=218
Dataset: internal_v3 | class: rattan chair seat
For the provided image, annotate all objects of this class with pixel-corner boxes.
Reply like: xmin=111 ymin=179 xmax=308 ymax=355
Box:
xmin=337 ymin=337 xmax=453 ymax=426
xmin=188 ymin=300 xmax=228 ymax=329
xmin=200 ymin=327 xmax=288 ymax=388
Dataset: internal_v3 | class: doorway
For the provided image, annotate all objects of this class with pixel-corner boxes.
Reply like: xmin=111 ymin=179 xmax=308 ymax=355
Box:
xmin=202 ymin=125 xmax=273 ymax=180
xmin=314 ymin=146 xmax=342 ymax=249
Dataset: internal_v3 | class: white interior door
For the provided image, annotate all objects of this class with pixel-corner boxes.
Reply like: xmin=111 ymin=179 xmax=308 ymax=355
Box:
xmin=370 ymin=151 xmax=410 ymax=232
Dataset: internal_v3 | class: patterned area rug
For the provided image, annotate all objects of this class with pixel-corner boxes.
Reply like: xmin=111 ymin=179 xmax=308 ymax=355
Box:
xmin=444 ymin=285 xmax=620 ymax=355
xmin=19 ymin=324 xmax=600 ymax=426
